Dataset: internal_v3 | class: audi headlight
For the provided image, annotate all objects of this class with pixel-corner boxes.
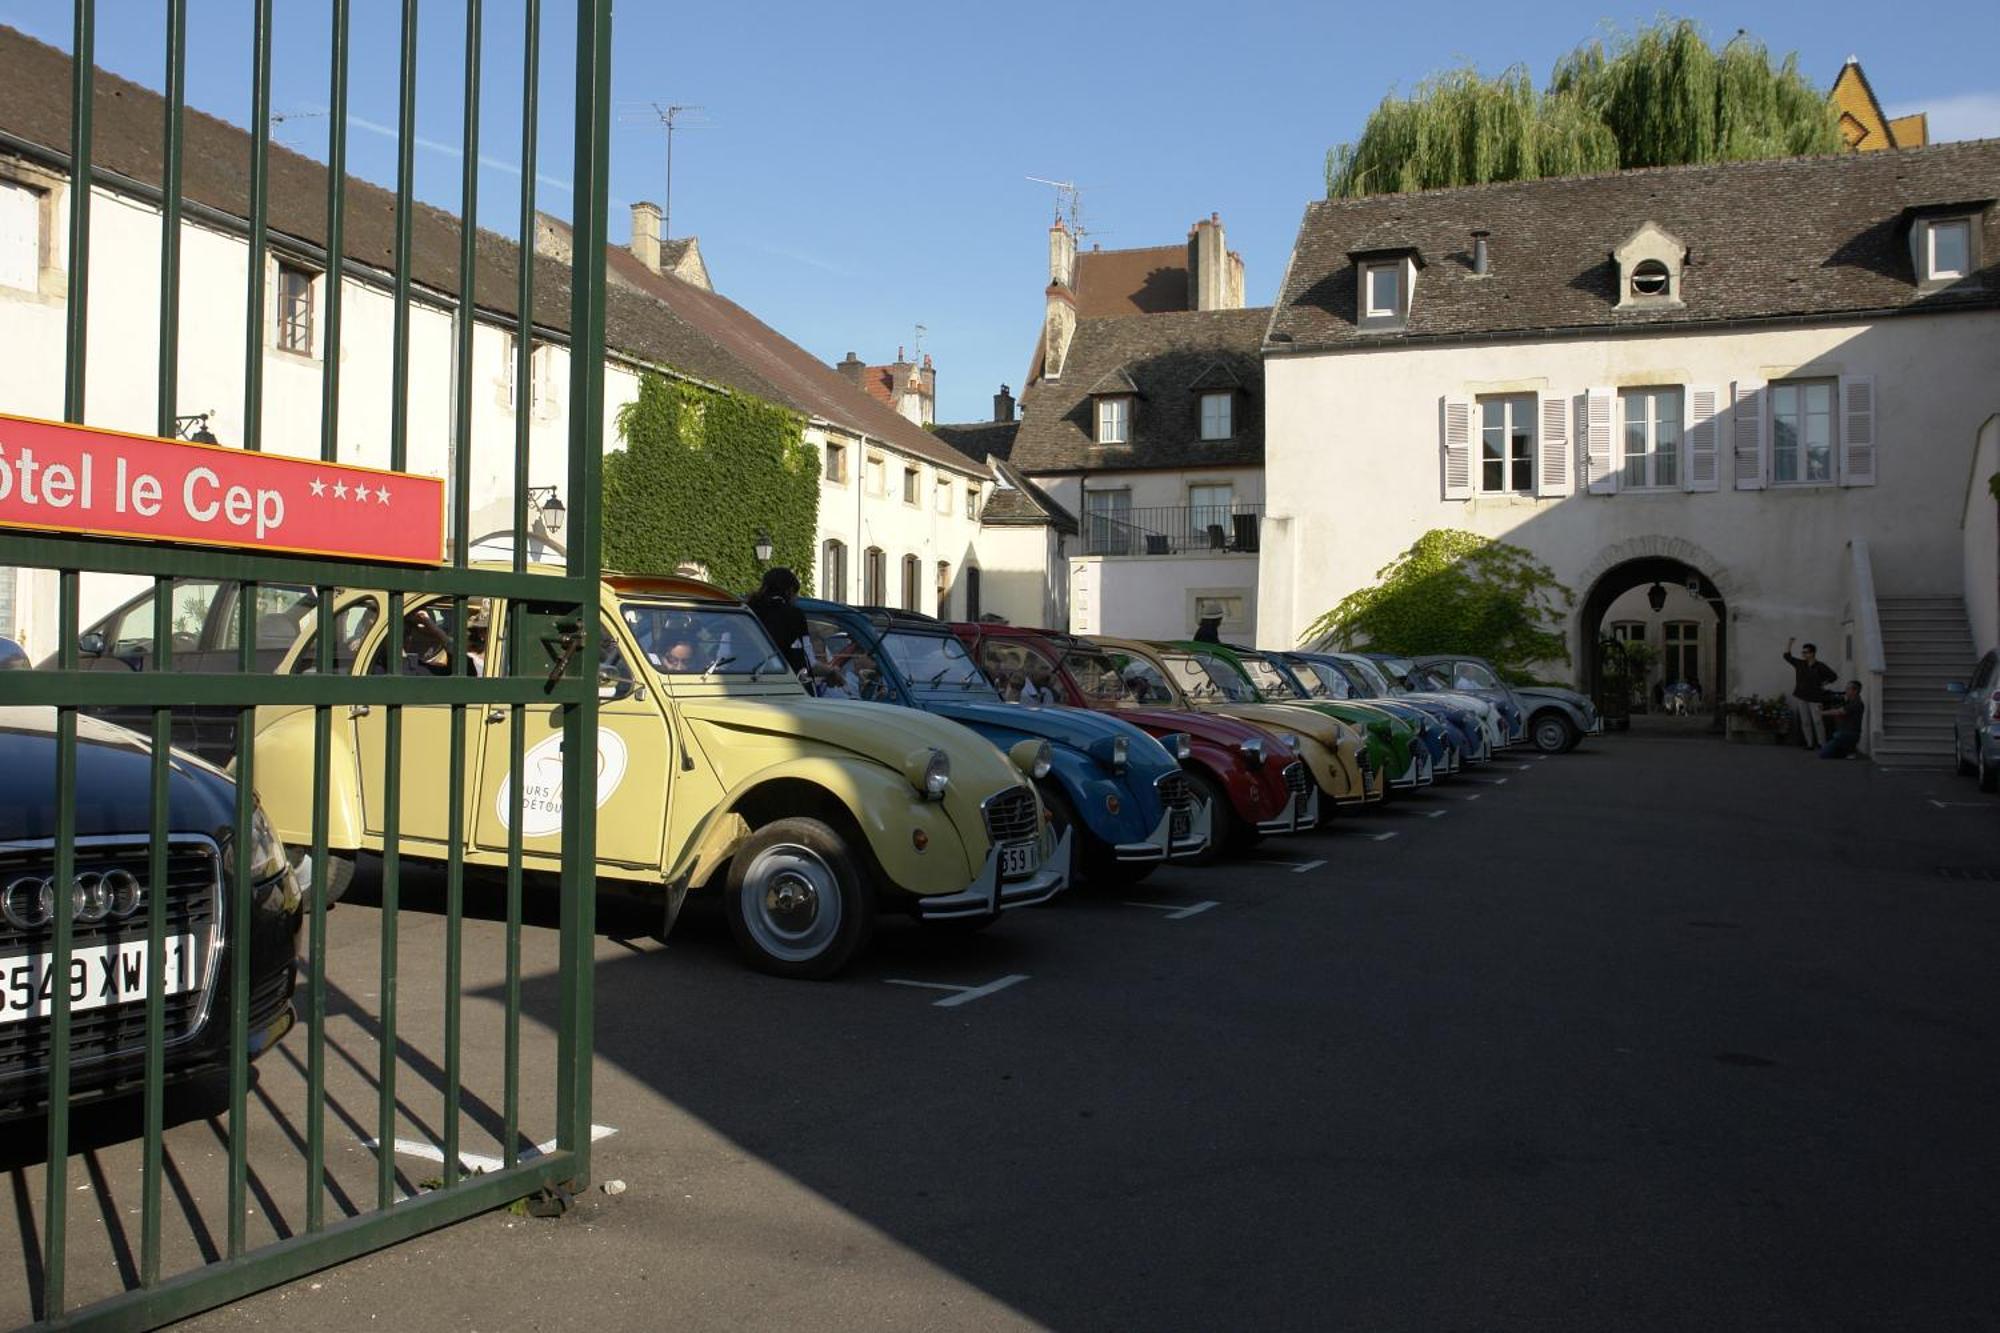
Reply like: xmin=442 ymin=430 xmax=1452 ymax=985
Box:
xmin=1009 ymin=738 xmax=1055 ymax=781
xmin=249 ymin=805 xmax=288 ymax=882
xmin=1239 ymin=736 xmax=1266 ymax=767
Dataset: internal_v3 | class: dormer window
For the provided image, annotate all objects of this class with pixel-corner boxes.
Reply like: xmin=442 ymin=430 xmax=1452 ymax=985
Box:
xmin=1613 ymin=222 xmax=1687 ymax=309
xmin=1927 ymin=218 xmax=1970 ymax=281
xmin=1199 ymin=392 xmax=1233 ymax=441
xmin=1348 ymin=247 xmax=1420 ymax=328
xmin=1097 ymin=396 xmax=1131 ymax=444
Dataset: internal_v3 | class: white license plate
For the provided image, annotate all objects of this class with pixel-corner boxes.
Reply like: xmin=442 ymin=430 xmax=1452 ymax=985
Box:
xmin=1000 ymin=843 xmax=1038 ymax=878
xmin=0 ymin=935 xmax=198 ymax=1026
xmin=1171 ymin=810 xmax=1191 ymax=840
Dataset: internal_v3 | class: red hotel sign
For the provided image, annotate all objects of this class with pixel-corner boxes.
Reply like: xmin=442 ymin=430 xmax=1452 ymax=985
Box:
xmin=0 ymin=413 xmax=444 ymax=564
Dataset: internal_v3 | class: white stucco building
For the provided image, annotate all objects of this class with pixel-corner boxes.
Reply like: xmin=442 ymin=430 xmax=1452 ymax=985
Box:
xmin=0 ymin=26 xmax=988 ymax=655
xmin=1258 ymin=142 xmax=2000 ymax=760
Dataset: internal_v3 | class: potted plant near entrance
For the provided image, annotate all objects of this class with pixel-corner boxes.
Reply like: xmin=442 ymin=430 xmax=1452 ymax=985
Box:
xmin=1724 ymin=693 xmax=1795 ymax=744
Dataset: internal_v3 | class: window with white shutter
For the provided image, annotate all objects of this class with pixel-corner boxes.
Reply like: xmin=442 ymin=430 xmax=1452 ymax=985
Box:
xmin=1839 ymin=375 xmax=1876 ymax=486
xmin=1536 ymin=394 xmax=1570 ymax=498
xmin=1585 ymin=387 xmax=1616 ymax=494
xmin=1684 ymin=386 xmax=1721 ymax=491
xmin=1441 ymin=397 xmax=1472 ymax=500
xmin=0 ymin=180 xmax=41 ymax=292
xmin=1731 ymin=380 xmax=1766 ymax=490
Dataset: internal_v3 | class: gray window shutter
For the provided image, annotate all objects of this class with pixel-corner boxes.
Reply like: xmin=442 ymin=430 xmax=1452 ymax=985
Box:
xmin=1731 ymin=379 xmax=1766 ymax=490
xmin=1536 ymin=393 xmax=1570 ymax=498
xmin=1441 ymin=397 xmax=1473 ymax=500
xmin=1585 ymin=387 xmax=1616 ymax=494
xmin=1840 ymin=375 xmax=1876 ymax=486
xmin=1684 ymin=385 xmax=1721 ymax=492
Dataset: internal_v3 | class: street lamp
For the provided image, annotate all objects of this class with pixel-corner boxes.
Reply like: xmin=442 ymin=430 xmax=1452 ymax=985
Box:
xmin=526 ymin=485 xmax=565 ymax=535
xmin=753 ymin=529 xmax=774 ymax=564
xmin=174 ymin=412 xmax=219 ymax=444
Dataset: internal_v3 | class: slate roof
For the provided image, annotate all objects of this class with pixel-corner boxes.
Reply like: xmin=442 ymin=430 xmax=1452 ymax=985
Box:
xmin=1268 ymin=140 xmax=2000 ymax=351
xmin=0 ymin=25 xmax=983 ymax=477
xmin=981 ymin=460 xmax=1077 ymax=532
xmin=1010 ymin=308 xmax=1269 ymax=474
xmin=930 ymin=420 xmax=1018 ymax=464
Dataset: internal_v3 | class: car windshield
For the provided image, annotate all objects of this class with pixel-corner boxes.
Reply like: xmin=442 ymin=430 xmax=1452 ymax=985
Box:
xmin=1166 ymin=652 xmax=1256 ymax=704
xmin=881 ymin=630 xmax=995 ymax=696
xmin=1298 ymin=660 xmax=1352 ymax=699
xmin=1109 ymin=653 xmax=1182 ymax=706
xmin=1060 ymin=647 xmax=1132 ymax=704
xmin=1447 ymin=660 xmax=1503 ymax=690
xmin=1237 ymin=655 xmax=1300 ymax=702
xmin=1339 ymin=655 xmax=1397 ymax=696
xmin=620 ymin=603 xmax=788 ymax=677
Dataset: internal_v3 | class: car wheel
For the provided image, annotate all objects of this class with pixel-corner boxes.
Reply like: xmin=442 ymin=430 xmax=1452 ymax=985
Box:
xmin=1956 ymin=727 xmax=1976 ymax=777
xmin=724 ymin=817 xmax=874 ymax=980
xmin=1981 ymin=745 xmax=1998 ymax=794
xmin=288 ymin=848 xmax=356 ymax=906
xmin=1530 ymin=711 xmax=1576 ymax=755
xmin=1182 ymin=766 xmax=1238 ymax=864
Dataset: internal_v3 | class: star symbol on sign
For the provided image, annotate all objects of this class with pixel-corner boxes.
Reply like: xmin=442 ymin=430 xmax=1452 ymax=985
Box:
xmin=332 ymin=480 xmax=348 ymax=500
xmin=376 ymin=485 xmax=391 ymax=505
xmin=309 ymin=477 xmax=326 ymax=498
xmin=352 ymin=484 xmax=370 ymax=503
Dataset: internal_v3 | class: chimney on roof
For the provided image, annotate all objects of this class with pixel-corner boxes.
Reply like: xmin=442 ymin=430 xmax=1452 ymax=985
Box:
xmin=1049 ymin=216 xmax=1076 ymax=289
xmin=835 ymin=352 xmax=866 ymax=387
xmin=994 ymin=384 xmax=1015 ymax=423
xmin=630 ymin=201 xmax=662 ymax=274
xmin=1187 ymin=212 xmax=1243 ymax=312
xmin=1471 ymin=228 xmax=1491 ymax=276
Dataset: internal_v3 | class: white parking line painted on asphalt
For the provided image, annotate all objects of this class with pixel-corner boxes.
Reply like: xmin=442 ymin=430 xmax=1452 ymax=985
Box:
xmin=884 ymin=974 xmax=1032 ymax=1007
xmin=1420 ymin=809 xmax=1448 ymax=819
xmin=368 ymin=1123 xmax=619 ymax=1175
xmin=1123 ymin=900 xmax=1220 ymax=920
xmin=1928 ymin=799 xmax=1990 ymax=809
xmin=1369 ymin=831 xmax=1399 ymax=841
xmin=1289 ymin=859 xmax=1327 ymax=874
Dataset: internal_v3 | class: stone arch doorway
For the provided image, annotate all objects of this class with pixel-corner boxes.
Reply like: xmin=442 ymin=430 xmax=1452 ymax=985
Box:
xmin=1580 ymin=557 xmax=1729 ymax=725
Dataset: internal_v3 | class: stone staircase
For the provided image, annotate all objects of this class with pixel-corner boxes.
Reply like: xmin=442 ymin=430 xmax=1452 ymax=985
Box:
xmin=1873 ymin=595 xmax=1973 ymax=765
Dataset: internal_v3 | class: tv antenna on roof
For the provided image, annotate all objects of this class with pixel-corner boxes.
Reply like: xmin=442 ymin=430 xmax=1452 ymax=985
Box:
xmin=1026 ymin=174 xmax=1093 ymax=245
xmin=618 ymin=101 xmax=714 ymax=239
xmin=913 ymin=323 xmax=928 ymax=359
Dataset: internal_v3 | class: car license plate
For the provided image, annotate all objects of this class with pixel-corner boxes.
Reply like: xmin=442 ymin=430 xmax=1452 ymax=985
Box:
xmin=1000 ymin=843 xmax=1038 ymax=878
xmin=0 ymin=935 xmax=197 ymax=1026
xmin=1170 ymin=809 xmax=1191 ymax=840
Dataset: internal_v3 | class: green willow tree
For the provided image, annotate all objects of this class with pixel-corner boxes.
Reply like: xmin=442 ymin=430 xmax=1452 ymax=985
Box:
xmin=1326 ymin=19 xmax=1842 ymax=198
xmin=1299 ymin=529 xmax=1573 ymax=676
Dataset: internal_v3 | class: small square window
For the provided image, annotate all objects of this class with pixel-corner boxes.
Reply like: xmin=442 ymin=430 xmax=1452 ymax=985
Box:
xmin=1929 ymin=219 xmax=1971 ymax=281
xmin=1199 ymin=392 xmax=1233 ymax=441
xmin=1363 ymin=263 xmax=1401 ymax=318
xmin=1097 ymin=397 xmax=1130 ymax=444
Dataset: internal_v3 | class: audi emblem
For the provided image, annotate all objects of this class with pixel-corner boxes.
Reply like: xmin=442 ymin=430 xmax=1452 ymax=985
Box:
xmin=2 ymin=870 xmax=145 ymax=930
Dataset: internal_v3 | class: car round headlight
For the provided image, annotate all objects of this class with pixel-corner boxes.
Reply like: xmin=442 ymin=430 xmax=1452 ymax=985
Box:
xmin=1280 ymin=732 xmax=1301 ymax=753
xmin=1239 ymin=736 xmax=1266 ymax=766
xmin=921 ymin=748 xmax=951 ymax=801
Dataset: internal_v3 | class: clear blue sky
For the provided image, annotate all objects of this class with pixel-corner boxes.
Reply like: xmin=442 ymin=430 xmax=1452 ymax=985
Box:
xmin=5 ymin=1 xmax=1997 ymax=424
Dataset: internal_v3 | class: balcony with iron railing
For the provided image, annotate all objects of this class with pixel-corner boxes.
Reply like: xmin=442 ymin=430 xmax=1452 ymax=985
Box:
xmin=1082 ymin=503 xmax=1264 ymax=557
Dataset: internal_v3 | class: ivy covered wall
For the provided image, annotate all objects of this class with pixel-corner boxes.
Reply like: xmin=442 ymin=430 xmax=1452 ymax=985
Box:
xmin=604 ymin=373 xmax=820 ymax=595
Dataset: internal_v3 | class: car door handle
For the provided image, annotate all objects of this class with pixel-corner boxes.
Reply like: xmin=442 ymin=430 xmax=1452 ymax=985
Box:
xmin=348 ymin=704 xmax=371 ymax=718
xmin=486 ymin=706 xmax=507 ymax=724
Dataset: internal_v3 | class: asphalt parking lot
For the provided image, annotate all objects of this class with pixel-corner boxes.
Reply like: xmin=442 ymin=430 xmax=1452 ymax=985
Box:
xmin=9 ymin=731 xmax=2000 ymax=1330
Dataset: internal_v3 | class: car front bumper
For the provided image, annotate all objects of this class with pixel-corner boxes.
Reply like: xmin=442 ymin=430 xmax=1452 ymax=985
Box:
xmin=1257 ymin=765 xmax=1321 ymax=834
xmin=1115 ymin=790 xmax=1214 ymax=862
xmin=915 ymin=827 xmax=1074 ymax=920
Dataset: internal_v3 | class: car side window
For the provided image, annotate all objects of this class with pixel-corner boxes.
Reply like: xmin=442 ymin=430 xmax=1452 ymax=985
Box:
xmin=289 ymin=602 xmax=381 ymax=674
xmin=219 ymin=583 xmax=316 ymax=651
xmin=803 ymin=615 xmax=888 ymax=702
xmin=360 ymin=600 xmax=483 ymax=677
xmin=105 ymin=580 xmax=223 ymax=661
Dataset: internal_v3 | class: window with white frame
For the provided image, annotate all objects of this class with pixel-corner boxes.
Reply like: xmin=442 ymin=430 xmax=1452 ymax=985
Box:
xmin=1363 ymin=262 xmax=1402 ymax=318
xmin=0 ymin=179 xmax=43 ymax=292
xmin=1478 ymin=394 xmax=1536 ymax=494
xmin=1926 ymin=218 xmax=1971 ymax=282
xmin=1189 ymin=482 xmax=1235 ymax=538
xmin=1663 ymin=620 xmax=1700 ymax=687
xmin=965 ymin=485 xmax=978 ymax=520
xmin=505 ymin=335 xmax=554 ymax=411
xmin=1620 ymin=386 xmax=1682 ymax=489
xmin=822 ymin=539 xmax=847 ymax=599
xmin=276 ymin=261 xmax=315 ymax=354
xmin=1609 ymin=621 xmax=1647 ymax=644
xmin=1771 ymin=379 xmax=1836 ymax=484
xmin=1199 ymin=392 xmax=1233 ymax=441
xmin=1097 ymin=396 xmax=1131 ymax=444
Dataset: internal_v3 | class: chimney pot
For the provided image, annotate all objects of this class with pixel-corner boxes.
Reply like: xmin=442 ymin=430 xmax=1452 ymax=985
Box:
xmin=993 ymin=384 xmax=1015 ymax=423
xmin=1471 ymin=228 xmax=1491 ymax=276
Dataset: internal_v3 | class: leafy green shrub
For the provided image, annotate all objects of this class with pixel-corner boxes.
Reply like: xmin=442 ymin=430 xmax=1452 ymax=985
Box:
xmin=604 ymin=374 xmax=819 ymax=595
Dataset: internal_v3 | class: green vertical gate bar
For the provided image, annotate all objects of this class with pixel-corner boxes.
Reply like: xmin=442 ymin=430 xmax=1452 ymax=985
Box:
xmin=504 ymin=0 xmax=541 ymax=1172
xmin=306 ymin=0 xmax=352 ymax=1239
xmin=558 ymin=0 xmax=612 ymax=1183
xmin=141 ymin=0 xmax=185 ymax=1291
xmin=43 ymin=0 xmax=94 ymax=1316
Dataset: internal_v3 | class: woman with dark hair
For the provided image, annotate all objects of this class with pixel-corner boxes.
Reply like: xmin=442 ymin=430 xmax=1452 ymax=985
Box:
xmin=747 ymin=567 xmax=812 ymax=675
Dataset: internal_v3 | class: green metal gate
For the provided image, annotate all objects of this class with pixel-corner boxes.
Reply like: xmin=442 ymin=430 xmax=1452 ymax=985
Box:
xmin=0 ymin=1 xmax=611 ymax=1324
